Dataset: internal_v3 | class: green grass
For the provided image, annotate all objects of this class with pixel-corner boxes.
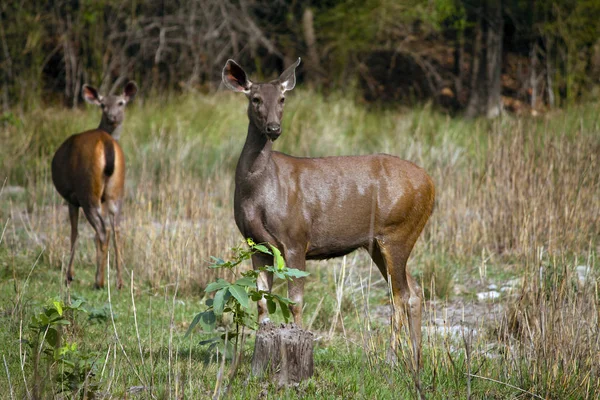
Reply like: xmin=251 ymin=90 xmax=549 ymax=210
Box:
xmin=0 ymin=90 xmax=599 ymax=398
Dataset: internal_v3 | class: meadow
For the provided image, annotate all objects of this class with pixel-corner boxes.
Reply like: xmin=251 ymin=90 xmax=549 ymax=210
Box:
xmin=0 ymin=90 xmax=598 ymax=399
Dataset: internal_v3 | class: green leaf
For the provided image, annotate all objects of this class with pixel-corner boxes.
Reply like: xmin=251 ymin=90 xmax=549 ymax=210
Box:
xmin=274 ymin=270 xmax=286 ymax=280
xmin=199 ymin=337 xmax=220 ymax=346
xmin=234 ymin=276 xmax=256 ymax=288
xmin=229 ymin=285 xmax=249 ymax=309
xmin=252 ymin=244 xmax=272 ymax=254
xmin=272 ymin=294 xmax=293 ymax=305
xmin=278 ymin=299 xmax=291 ymax=322
xmin=213 ymin=288 xmax=228 ymax=316
xmin=185 ymin=313 xmax=203 ymax=338
xmin=46 ymin=328 xmax=59 ymax=348
xmin=53 ymin=301 xmax=63 ymax=316
xmin=186 ymin=310 xmax=217 ymax=338
xmin=270 ymin=245 xmax=286 ymax=270
xmin=251 ymin=291 xmax=263 ymax=301
xmin=210 ymin=256 xmax=226 ymax=265
xmin=205 ymin=279 xmax=230 ymax=293
xmin=200 ymin=310 xmax=216 ymax=331
xmin=267 ymin=297 xmax=276 ymax=314
xmin=285 ymin=268 xmax=310 ymax=279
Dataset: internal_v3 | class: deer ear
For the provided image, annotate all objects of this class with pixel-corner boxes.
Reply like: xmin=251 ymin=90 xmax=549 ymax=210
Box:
xmin=123 ymin=81 xmax=138 ymax=102
xmin=279 ymin=58 xmax=301 ymax=92
xmin=82 ymin=85 xmax=102 ymax=105
xmin=222 ymin=60 xmax=252 ymax=93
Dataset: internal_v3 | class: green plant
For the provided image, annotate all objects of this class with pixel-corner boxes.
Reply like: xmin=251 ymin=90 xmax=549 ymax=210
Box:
xmin=186 ymin=239 xmax=309 ymax=355
xmin=25 ymin=298 xmax=100 ymax=398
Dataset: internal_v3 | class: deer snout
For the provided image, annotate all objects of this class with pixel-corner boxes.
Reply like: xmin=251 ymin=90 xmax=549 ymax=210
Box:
xmin=265 ymin=123 xmax=281 ymax=139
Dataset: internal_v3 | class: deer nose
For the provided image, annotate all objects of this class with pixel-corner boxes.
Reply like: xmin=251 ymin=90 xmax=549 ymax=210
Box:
xmin=266 ymin=123 xmax=281 ymax=137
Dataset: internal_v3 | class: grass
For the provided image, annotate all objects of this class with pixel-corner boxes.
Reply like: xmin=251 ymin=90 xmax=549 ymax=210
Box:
xmin=0 ymin=90 xmax=599 ymax=398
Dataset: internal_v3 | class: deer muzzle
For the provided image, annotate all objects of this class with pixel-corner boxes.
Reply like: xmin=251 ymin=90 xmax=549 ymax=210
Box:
xmin=265 ymin=123 xmax=281 ymax=140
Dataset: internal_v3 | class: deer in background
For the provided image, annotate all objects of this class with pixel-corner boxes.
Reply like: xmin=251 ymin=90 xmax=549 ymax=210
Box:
xmin=222 ymin=59 xmax=435 ymax=369
xmin=52 ymin=82 xmax=137 ymax=289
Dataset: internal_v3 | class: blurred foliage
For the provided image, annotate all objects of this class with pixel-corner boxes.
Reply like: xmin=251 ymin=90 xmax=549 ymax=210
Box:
xmin=1 ymin=0 xmax=600 ymax=112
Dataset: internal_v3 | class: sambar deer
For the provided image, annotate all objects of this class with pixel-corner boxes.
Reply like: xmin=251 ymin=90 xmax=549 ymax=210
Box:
xmin=222 ymin=59 xmax=434 ymax=368
xmin=51 ymin=82 xmax=137 ymax=289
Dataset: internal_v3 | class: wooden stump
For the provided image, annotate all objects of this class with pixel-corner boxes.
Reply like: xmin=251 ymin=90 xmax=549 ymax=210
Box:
xmin=251 ymin=322 xmax=314 ymax=385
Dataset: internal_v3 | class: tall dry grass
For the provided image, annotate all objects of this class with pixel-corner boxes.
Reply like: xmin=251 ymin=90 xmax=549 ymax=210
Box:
xmin=1 ymin=91 xmax=599 ymax=397
xmin=1 ymin=93 xmax=598 ymax=291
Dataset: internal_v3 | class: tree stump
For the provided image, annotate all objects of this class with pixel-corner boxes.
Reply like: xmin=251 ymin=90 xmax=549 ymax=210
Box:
xmin=251 ymin=322 xmax=314 ymax=386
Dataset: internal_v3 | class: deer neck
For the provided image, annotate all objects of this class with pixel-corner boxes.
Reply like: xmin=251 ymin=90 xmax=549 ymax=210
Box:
xmin=236 ymin=120 xmax=274 ymax=184
xmin=98 ymin=117 xmax=123 ymax=140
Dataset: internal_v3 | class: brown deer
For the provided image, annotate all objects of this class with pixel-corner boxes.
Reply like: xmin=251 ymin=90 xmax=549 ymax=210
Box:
xmin=51 ymin=82 xmax=137 ymax=289
xmin=222 ymin=59 xmax=435 ymax=368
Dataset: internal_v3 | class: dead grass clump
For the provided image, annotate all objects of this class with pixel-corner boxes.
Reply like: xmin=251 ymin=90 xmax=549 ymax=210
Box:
xmin=500 ymin=251 xmax=599 ymax=397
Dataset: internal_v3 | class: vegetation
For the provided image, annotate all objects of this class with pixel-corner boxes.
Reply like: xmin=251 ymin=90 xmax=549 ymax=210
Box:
xmin=1 ymin=90 xmax=598 ymax=398
xmin=2 ymin=1 xmax=600 ymax=115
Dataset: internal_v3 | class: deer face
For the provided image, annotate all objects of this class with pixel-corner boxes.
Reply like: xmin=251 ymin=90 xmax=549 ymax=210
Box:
xmin=82 ymin=82 xmax=138 ymax=132
xmin=222 ymin=58 xmax=300 ymax=141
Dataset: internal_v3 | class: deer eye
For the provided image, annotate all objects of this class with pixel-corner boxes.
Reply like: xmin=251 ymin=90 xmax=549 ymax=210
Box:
xmin=279 ymin=97 xmax=285 ymax=104
xmin=252 ymin=97 xmax=261 ymax=105
xmin=118 ymin=100 xmax=125 ymax=106
xmin=100 ymin=103 xmax=106 ymax=109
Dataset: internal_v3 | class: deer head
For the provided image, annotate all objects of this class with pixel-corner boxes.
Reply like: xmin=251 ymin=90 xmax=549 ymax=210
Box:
xmin=222 ymin=58 xmax=300 ymax=141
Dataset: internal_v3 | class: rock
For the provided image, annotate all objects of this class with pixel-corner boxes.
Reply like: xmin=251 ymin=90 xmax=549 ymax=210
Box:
xmin=477 ymin=291 xmax=500 ymax=301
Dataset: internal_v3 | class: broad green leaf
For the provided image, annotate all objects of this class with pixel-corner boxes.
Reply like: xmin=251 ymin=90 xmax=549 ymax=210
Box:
xmin=278 ymin=298 xmax=291 ymax=322
xmin=253 ymin=244 xmax=272 ymax=254
xmin=229 ymin=285 xmax=249 ymax=309
xmin=205 ymin=279 xmax=230 ymax=293
xmin=285 ymin=268 xmax=310 ymax=279
xmin=213 ymin=287 xmax=228 ymax=316
xmin=251 ymin=291 xmax=263 ymax=301
xmin=234 ymin=276 xmax=256 ymax=288
xmin=272 ymin=294 xmax=293 ymax=305
xmin=270 ymin=245 xmax=286 ymax=270
xmin=210 ymin=256 xmax=226 ymax=265
xmin=200 ymin=311 xmax=216 ymax=331
xmin=53 ymin=301 xmax=63 ymax=316
xmin=274 ymin=270 xmax=285 ymax=280
xmin=46 ymin=328 xmax=59 ymax=348
xmin=267 ymin=297 xmax=276 ymax=314
xmin=185 ymin=313 xmax=203 ymax=338
xmin=205 ymin=298 xmax=213 ymax=307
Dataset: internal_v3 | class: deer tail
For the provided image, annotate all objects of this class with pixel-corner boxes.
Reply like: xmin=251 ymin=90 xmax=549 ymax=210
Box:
xmin=103 ymin=140 xmax=116 ymax=177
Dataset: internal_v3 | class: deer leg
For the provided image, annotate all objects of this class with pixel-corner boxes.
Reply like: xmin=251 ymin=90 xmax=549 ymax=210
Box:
xmin=284 ymin=248 xmax=306 ymax=326
xmin=379 ymin=241 xmax=422 ymax=371
xmin=109 ymin=212 xmax=123 ymax=290
xmin=83 ymin=206 xmax=109 ymax=289
xmin=251 ymin=252 xmax=274 ymax=324
xmin=65 ymin=204 xmax=79 ymax=285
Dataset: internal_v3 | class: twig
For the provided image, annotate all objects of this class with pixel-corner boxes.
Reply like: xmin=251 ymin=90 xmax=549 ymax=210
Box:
xmin=131 ymin=271 xmax=148 ymax=384
xmin=468 ymin=373 xmax=544 ymax=399
xmin=3 ymin=354 xmax=14 ymax=400
xmin=106 ymin=255 xmax=147 ymax=387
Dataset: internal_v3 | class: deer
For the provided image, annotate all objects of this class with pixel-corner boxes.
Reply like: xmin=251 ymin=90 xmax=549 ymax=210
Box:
xmin=51 ymin=81 xmax=137 ymax=290
xmin=222 ymin=58 xmax=435 ymax=369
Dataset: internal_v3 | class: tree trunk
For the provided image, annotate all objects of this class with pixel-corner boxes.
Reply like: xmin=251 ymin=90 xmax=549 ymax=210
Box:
xmin=251 ymin=322 xmax=314 ymax=386
xmin=465 ymin=0 xmax=504 ymax=119
xmin=529 ymin=42 xmax=538 ymax=108
xmin=465 ymin=6 xmax=486 ymax=118
xmin=302 ymin=7 xmax=321 ymax=86
xmin=485 ymin=0 xmax=503 ymax=118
